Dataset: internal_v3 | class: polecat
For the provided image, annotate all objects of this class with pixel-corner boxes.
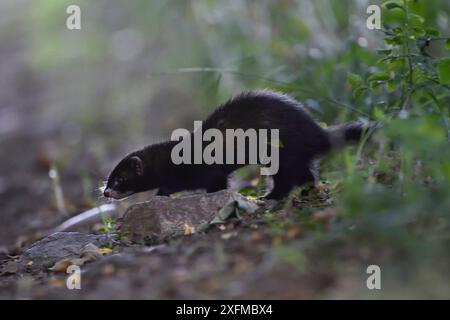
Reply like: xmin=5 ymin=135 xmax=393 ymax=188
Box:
xmin=104 ymin=90 xmax=370 ymax=200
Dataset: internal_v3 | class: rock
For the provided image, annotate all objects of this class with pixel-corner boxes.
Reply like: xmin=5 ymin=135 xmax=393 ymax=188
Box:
xmin=21 ymin=232 xmax=115 ymax=271
xmin=0 ymin=260 xmax=19 ymax=275
xmin=119 ymin=190 xmax=256 ymax=243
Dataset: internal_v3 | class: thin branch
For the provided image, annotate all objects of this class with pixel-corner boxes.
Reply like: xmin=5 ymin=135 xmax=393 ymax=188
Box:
xmin=402 ymin=0 xmax=414 ymax=110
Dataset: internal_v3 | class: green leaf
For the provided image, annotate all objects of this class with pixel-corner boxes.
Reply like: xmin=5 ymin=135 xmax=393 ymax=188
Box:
xmin=373 ymin=105 xmax=386 ymax=121
xmin=369 ymin=81 xmax=384 ymax=89
xmin=392 ymin=27 xmax=403 ymax=35
xmin=411 ymin=26 xmax=425 ymax=36
xmin=382 ymin=7 xmax=405 ymax=25
xmin=387 ymin=79 xmax=397 ymax=93
xmin=352 ymin=86 xmax=367 ymax=99
xmin=438 ymin=58 xmax=450 ymax=84
xmin=376 ymin=49 xmax=393 ymax=55
xmin=238 ymin=187 xmax=257 ymax=197
xmin=426 ymin=28 xmax=440 ymax=37
xmin=347 ymin=72 xmax=362 ymax=87
xmin=384 ymin=35 xmax=403 ymax=45
xmin=446 ymin=40 xmax=450 ymax=50
xmin=368 ymin=71 xmax=391 ymax=82
xmin=382 ymin=1 xmax=404 ymax=10
xmin=408 ymin=14 xmax=425 ymax=27
xmin=386 ymin=58 xmax=404 ymax=72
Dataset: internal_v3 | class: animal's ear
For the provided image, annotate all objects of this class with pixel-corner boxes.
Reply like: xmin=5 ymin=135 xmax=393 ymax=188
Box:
xmin=129 ymin=156 xmax=144 ymax=176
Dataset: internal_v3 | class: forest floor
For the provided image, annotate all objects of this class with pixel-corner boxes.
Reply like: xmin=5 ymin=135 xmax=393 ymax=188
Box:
xmin=0 ymin=172 xmax=379 ymax=299
xmin=2 ymin=134 xmax=450 ymax=298
xmin=0 ymin=130 xmax=447 ymax=299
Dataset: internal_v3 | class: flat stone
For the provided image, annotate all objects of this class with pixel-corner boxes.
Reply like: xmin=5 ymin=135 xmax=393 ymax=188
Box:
xmin=22 ymin=232 xmax=114 ymax=270
xmin=119 ymin=190 xmax=251 ymax=243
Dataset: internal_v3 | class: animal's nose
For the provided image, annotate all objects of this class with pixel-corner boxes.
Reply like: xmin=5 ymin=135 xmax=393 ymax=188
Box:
xmin=104 ymin=188 xmax=111 ymax=198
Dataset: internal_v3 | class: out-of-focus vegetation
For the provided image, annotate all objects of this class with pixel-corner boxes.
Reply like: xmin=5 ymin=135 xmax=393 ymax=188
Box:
xmin=0 ymin=0 xmax=449 ymax=298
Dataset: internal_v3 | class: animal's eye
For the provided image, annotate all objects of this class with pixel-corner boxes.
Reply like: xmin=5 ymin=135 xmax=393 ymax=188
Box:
xmin=116 ymin=177 xmax=126 ymax=184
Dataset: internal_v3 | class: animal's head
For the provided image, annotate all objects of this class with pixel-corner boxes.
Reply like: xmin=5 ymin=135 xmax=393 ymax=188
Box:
xmin=104 ymin=155 xmax=148 ymax=199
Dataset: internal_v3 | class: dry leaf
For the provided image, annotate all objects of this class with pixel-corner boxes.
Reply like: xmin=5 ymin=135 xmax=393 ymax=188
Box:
xmin=312 ymin=207 xmax=338 ymax=223
xmin=250 ymin=231 xmax=262 ymax=241
xmin=211 ymin=201 xmax=237 ymax=224
xmin=287 ymin=225 xmax=301 ymax=238
xmin=48 ymin=243 xmax=107 ymax=273
xmin=26 ymin=261 xmax=34 ymax=267
xmin=70 ymin=258 xmax=87 ymax=266
xmin=272 ymin=235 xmax=284 ymax=245
xmin=48 ymin=277 xmax=66 ymax=288
xmin=183 ymin=223 xmax=195 ymax=235
xmin=49 ymin=259 xmax=74 ymax=272
xmin=99 ymin=247 xmax=113 ymax=255
xmin=100 ymin=264 xmax=116 ymax=276
xmin=221 ymin=232 xmax=237 ymax=240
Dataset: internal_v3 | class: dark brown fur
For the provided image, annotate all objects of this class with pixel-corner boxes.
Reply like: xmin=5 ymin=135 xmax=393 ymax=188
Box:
xmin=104 ymin=90 xmax=370 ymax=200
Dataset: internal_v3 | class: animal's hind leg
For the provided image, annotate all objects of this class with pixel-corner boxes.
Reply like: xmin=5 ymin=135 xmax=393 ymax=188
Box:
xmin=206 ymin=176 xmax=228 ymax=193
xmin=265 ymin=169 xmax=296 ymax=200
xmin=265 ymin=161 xmax=317 ymax=200
xmin=295 ymin=161 xmax=319 ymax=198
xmin=296 ymin=162 xmax=318 ymax=187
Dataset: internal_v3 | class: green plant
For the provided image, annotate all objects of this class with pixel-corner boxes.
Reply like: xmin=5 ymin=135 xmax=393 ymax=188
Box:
xmin=349 ymin=0 xmax=450 ymax=119
xmin=98 ymin=215 xmax=118 ymax=234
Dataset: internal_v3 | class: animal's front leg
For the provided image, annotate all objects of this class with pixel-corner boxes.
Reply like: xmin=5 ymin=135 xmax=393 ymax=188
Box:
xmin=206 ymin=177 xmax=228 ymax=193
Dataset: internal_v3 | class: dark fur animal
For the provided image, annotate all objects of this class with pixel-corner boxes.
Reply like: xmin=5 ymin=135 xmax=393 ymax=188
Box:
xmin=104 ymin=90 xmax=370 ymax=200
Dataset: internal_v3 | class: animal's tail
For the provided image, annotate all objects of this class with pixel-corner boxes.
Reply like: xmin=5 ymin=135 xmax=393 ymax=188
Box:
xmin=323 ymin=121 xmax=378 ymax=152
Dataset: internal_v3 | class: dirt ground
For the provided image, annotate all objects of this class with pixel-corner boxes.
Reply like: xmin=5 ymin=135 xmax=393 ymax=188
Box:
xmin=0 ymin=198 xmax=368 ymax=300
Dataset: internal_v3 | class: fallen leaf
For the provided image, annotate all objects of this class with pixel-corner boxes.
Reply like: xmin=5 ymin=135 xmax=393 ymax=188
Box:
xmin=221 ymin=232 xmax=237 ymax=240
xmin=235 ymin=199 xmax=259 ymax=213
xmin=211 ymin=201 xmax=237 ymax=224
xmin=183 ymin=223 xmax=195 ymax=235
xmin=26 ymin=261 xmax=34 ymax=267
xmin=99 ymin=247 xmax=113 ymax=255
xmin=48 ymin=277 xmax=66 ymax=288
xmin=250 ymin=231 xmax=262 ymax=241
xmin=272 ymin=235 xmax=284 ymax=246
xmin=100 ymin=264 xmax=116 ymax=276
xmin=209 ymin=197 xmax=260 ymax=225
xmin=287 ymin=225 xmax=301 ymax=238
xmin=312 ymin=207 xmax=338 ymax=223
xmin=70 ymin=258 xmax=87 ymax=266
xmin=49 ymin=259 xmax=74 ymax=272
